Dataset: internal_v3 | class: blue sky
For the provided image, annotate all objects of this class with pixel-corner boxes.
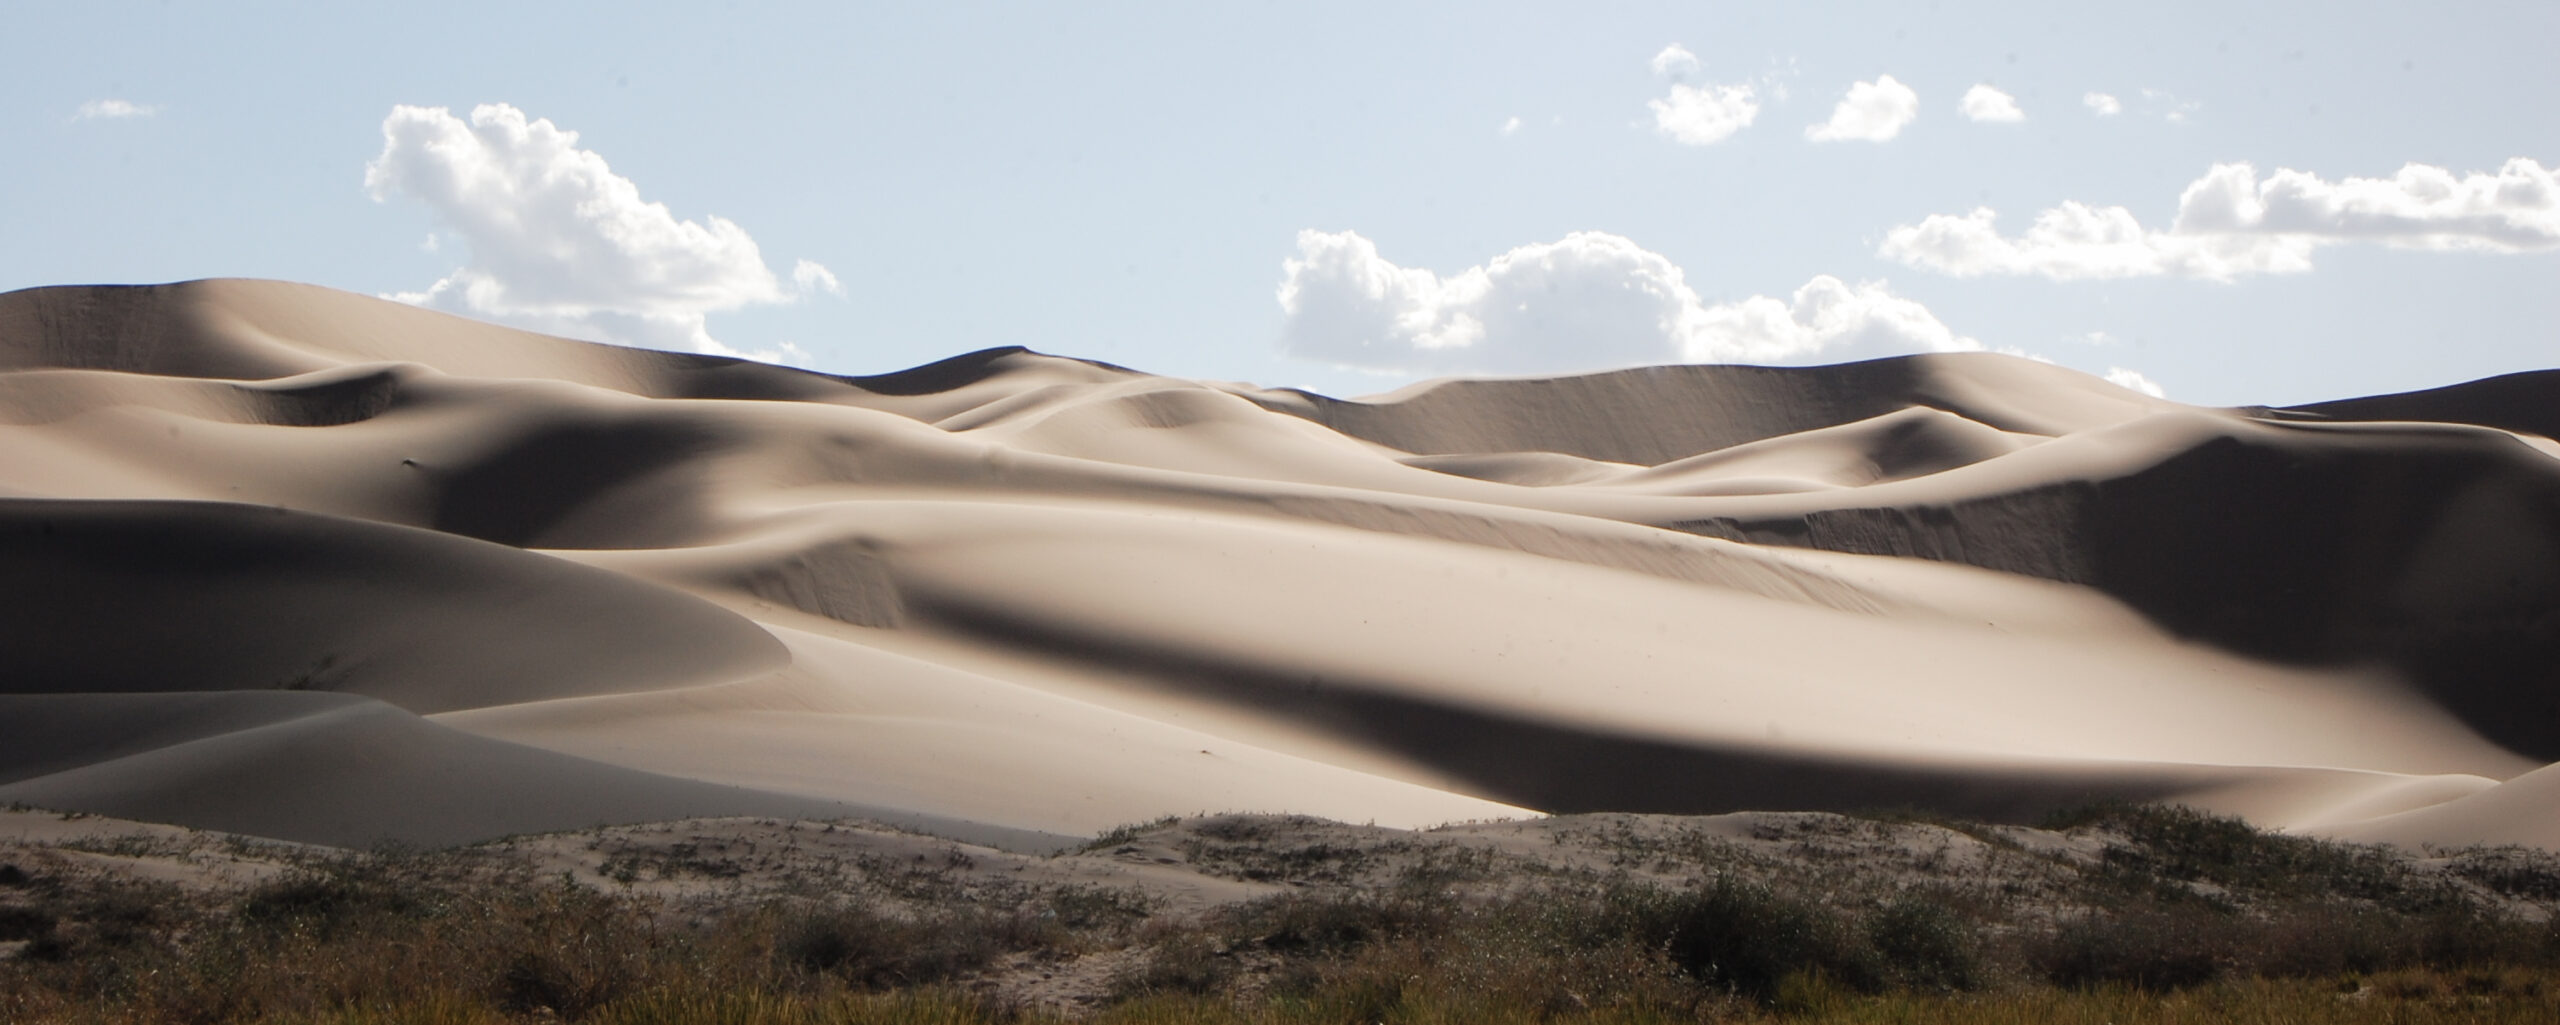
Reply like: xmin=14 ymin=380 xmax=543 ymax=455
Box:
xmin=5 ymin=1 xmax=2553 ymax=406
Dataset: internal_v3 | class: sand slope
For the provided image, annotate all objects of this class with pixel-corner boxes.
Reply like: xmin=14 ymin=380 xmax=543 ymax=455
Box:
xmin=1 ymin=279 xmax=2552 ymax=850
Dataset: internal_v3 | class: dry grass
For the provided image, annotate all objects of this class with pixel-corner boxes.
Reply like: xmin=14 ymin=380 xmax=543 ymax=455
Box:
xmin=2 ymin=802 xmax=2557 ymax=1023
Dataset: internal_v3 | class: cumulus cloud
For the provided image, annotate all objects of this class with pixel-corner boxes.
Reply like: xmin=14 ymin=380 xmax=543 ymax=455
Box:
xmin=2083 ymin=92 xmax=2122 ymax=117
xmin=364 ymin=103 xmax=837 ymax=361
xmin=74 ymin=99 xmax=157 ymax=120
xmin=1806 ymin=75 xmax=1919 ymax=142
xmin=1501 ymin=116 xmax=1523 ymax=136
xmin=2106 ymin=367 xmax=2168 ymax=398
xmin=1651 ymin=83 xmax=1761 ymax=146
xmin=1650 ymin=44 xmax=1702 ymax=79
xmin=1646 ymin=44 xmax=1759 ymax=146
xmin=1959 ymin=85 xmax=2023 ymax=123
xmin=1276 ymin=230 xmax=1978 ymax=375
xmin=1881 ymin=158 xmax=2560 ymax=281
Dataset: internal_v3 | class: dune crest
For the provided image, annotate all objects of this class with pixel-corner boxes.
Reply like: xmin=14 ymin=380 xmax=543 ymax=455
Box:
xmin=2 ymin=279 xmax=2553 ymax=850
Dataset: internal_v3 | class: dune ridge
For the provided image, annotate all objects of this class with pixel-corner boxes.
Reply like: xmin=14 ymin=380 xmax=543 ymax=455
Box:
xmin=1 ymin=279 xmax=2553 ymax=850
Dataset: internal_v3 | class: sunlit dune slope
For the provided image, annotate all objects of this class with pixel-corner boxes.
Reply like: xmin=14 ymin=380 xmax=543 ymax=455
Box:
xmin=1 ymin=279 xmax=2552 ymax=851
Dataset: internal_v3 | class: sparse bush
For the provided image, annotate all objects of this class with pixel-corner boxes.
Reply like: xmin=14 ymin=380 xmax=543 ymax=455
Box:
xmin=1079 ymin=815 xmax=1182 ymax=853
xmin=1221 ymin=891 xmax=1445 ymax=955
xmin=2034 ymin=905 xmax=2231 ymax=990
xmin=1867 ymin=894 xmax=1983 ymax=991
xmin=2048 ymin=801 xmax=2440 ymax=910
xmin=777 ymin=902 xmax=1010 ymax=989
xmin=1111 ymin=932 xmax=1236 ymax=998
xmin=2451 ymin=847 xmax=2560 ymax=902
xmin=1638 ymin=878 xmax=1883 ymax=1000
xmin=236 ymin=861 xmax=448 ymax=938
xmin=7 ymin=806 xmax=2560 ymax=1023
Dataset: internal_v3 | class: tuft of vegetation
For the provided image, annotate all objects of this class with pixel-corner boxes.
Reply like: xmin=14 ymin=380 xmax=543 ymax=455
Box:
xmin=4 ymin=802 xmax=2560 ymax=1023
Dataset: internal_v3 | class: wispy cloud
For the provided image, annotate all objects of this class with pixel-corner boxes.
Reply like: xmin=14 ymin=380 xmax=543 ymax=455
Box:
xmin=1277 ymin=230 xmax=1978 ymax=374
xmin=364 ymin=103 xmax=838 ymax=362
xmin=1880 ymin=159 xmax=2560 ymax=281
xmin=2106 ymin=367 xmax=2168 ymax=398
xmin=73 ymin=99 xmax=157 ymax=121
xmin=2082 ymin=92 xmax=2122 ymax=117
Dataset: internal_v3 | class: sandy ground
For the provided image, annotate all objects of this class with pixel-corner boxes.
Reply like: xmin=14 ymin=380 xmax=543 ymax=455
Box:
xmin=2 ymin=278 xmax=2555 ymax=851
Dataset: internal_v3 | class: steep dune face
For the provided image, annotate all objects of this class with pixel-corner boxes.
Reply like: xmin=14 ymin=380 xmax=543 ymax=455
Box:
xmin=1678 ymin=416 xmax=2560 ymax=759
xmin=0 ymin=278 xmax=2553 ymax=850
xmin=2288 ymin=369 xmax=2560 ymax=445
xmin=0 ymin=500 xmax=785 ymax=712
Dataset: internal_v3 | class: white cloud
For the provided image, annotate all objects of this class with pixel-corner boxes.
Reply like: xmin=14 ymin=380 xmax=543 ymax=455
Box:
xmin=1959 ymin=84 xmax=2024 ymax=123
xmin=2140 ymin=88 xmax=2202 ymax=123
xmin=1880 ymin=158 xmax=2560 ymax=281
xmin=1806 ymin=75 xmax=1919 ymax=142
xmin=1646 ymin=45 xmax=1758 ymax=146
xmin=2106 ymin=367 xmax=2168 ymax=398
xmin=364 ymin=103 xmax=836 ymax=361
xmin=2083 ymin=92 xmax=2123 ymax=117
xmin=1651 ymin=83 xmax=1761 ymax=146
xmin=1501 ymin=115 xmax=1522 ymax=136
xmin=74 ymin=99 xmax=157 ymax=121
xmin=1276 ymin=230 xmax=1978 ymax=375
xmin=1650 ymin=44 xmax=1702 ymax=80
xmin=793 ymin=258 xmax=844 ymax=297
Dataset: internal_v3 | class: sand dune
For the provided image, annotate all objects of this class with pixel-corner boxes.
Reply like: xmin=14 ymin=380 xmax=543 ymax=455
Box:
xmin=1 ymin=278 xmax=2553 ymax=851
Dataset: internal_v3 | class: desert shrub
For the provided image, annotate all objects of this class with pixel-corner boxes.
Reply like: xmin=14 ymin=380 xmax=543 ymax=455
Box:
xmin=465 ymin=883 xmax=665 ymax=1020
xmin=1219 ymin=892 xmax=1445 ymax=955
xmin=2450 ymin=847 xmax=2560 ymax=902
xmin=497 ymin=949 xmax=631 ymax=1021
xmin=0 ymin=904 xmax=56 ymax=943
xmin=2048 ymin=801 xmax=2439 ymax=909
xmin=2401 ymin=906 xmax=2560 ymax=969
xmin=2247 ymin=904 xmax=2404 ymax=978
xmin=1866 ymin=894 xmax=1983 ymax=991
xmin=2033 ymin=905 xmax=2231 ymax=990
xmin=1112 ymin=932 xmax=1237 ymax=997
xmin=775 ymin=902 xmax=1029 ymax=990
xmin=1044 ymin=884 xmax=1156 ymax=931
xmin=1623 ymin=878 xmax=1882 ymax=1000
xmin=235 ymin=862 xmax=449 ymax=937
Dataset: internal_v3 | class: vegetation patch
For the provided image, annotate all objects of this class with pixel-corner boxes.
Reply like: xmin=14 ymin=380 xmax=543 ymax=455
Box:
xmin=2 ymin=802 xmax=2557 ymax=1022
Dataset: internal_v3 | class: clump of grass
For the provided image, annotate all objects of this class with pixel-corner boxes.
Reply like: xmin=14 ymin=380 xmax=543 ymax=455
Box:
xmin=2043 ymin=801 xmax=2443 ymax=910
xmin=1868 ymin=893 xmax=1985 ymax=991
xmin=1077 ymin=815 xmax=1182 ymax=854
xmin=772 ymin=900 xmax=1064 ymax=991
xmin=2449 ymin=846 xmax=2560 ymax=902
xmin=1643 ymin=877 xmax=1885 ymax=1000
xmin=8 ymin=804 xmax=2560 ymax=1024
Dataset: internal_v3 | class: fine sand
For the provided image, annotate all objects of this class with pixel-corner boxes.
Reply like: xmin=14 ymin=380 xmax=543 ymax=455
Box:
xmin=2 ymin=279 xmax=2554 ymax=851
